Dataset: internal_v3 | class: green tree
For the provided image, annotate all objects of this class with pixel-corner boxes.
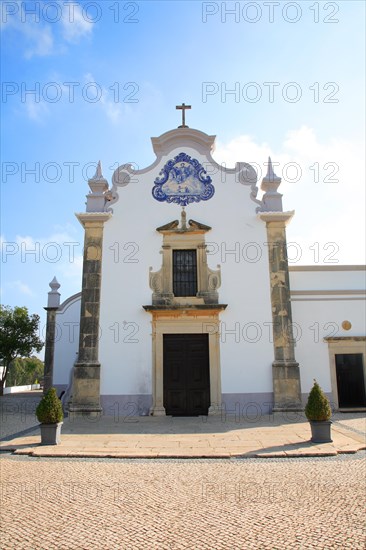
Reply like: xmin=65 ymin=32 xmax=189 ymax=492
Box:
xmin=7 ymin=356 xmax=44 ymax=387
xmin=0 ymin=306 xmax=44 ymax=395
xmin=24 ymin=356 xmax=44 ymax=384
xmin=6 ymin=357 xmax=26 ymax=386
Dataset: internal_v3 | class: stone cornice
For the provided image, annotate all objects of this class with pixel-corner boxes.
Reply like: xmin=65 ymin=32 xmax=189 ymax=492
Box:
xmin=257 ymin=211 xmax=295 ymax=225
xmin=156 ymin=218 xmax=212 ymax=234
xmin=151 ymin=128 xmax=216 ymax=156
xmin=76 ymin=212 xmax=112 ymax=227
xmin=143 ymin=304 xmax=227 ymax=313
xmin=289 ymin=265 xmax=366 ymax=272
xmin=324 ymin=336 xmax=366 ymax=342
xmin=291 ymin=290 xmax=366 ymax=296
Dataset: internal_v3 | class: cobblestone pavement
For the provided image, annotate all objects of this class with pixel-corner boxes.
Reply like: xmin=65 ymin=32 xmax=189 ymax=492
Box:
xmin=332 ymin=412 xmax=366 ymax=436
xmin=1 ymin=393 xmax=366 ymax=549
xmin=1 ymin=452 xmax=365 ymax=549
xmin=0 ymin=392 xmax=42 ymax=439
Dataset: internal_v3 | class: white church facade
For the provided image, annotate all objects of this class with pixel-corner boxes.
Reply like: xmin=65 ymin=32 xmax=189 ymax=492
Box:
xmin=46 ymin=113 xmax=366 ymax=417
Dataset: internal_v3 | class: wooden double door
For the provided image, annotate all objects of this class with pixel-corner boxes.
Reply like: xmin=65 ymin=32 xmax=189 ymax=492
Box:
xmin=163 ymin=334 xmax=210 ymax=416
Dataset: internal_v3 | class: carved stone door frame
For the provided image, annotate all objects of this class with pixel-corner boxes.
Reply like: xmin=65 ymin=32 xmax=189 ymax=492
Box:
xmin=147 ymin=309 xmax=225 ymax=416
xmin=325 ymin=337 xmax=366 ymax=410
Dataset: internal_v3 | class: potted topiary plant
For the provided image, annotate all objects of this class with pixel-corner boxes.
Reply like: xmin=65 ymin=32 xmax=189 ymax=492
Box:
xmin=36 ymin=387 xmax=64 ymax=445
xmin=305 ymin=380 xmax=332 ymax=443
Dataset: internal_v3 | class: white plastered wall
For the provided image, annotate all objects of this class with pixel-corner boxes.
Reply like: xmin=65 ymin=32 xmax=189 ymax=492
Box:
xmin=290 ymin=267 xmax=366 ymax=396
xmin=53 ymin=294 xmax=81 ymax=386
xmin=98 ymin=144 xmax=274 ymax=397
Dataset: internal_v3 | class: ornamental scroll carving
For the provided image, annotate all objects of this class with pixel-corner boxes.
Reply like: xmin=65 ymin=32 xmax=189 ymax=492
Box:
xmin=208 ymin=266 xmax=221 ymax=291
xmin=149 ymin=267 xmax=163 ymax=294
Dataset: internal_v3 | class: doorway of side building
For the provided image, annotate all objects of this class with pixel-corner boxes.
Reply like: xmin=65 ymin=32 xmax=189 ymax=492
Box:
xmin=335 ymin=353 xmax=366 ymax=408
xmin=163 ymin=333 xmax=210 ymax=416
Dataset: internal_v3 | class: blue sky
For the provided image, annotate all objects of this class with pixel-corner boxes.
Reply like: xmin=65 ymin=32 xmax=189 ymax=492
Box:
xmin=1 ymin=0 xmax=365 ymax=346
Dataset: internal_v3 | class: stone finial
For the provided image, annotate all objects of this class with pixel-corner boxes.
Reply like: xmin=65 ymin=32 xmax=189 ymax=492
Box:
xmin=47 ymin=276 xmax=61 ymax=308
xmin=260 ymin=157 xmax=283 ymax=212
xmin=264 ymin=157 xmax=281 ymax=184
xmin=92 ymin=160 xmax=104 ymax=181
xmin=86 ymin=161 xmax=109 ymax=212
xmin=180 ymin=207 xmax=187 ymax=230
xmin=49 ymin=276 xmax=60 ymax=291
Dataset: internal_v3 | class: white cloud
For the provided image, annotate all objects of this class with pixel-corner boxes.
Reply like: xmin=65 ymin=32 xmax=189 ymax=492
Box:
xmin=0 ymin=227 xmax=84 ymax=328
xmin=61 ymin=2 xmax=94 ymax=43
xmin=24 ymin=95 xmax=50 ymax=122
xmin=1 ymin=2 xmax=56 ymax=58
xmin=7 ymin=280 xmax=34 ymax=296
xmin=1 ymin=226 xmax=83 ymax=309
xmin=83 ymin=73 xmax=124 ymax=124
xmin=214 ymin=134 xmax=273 ymax=170
xmin=99 ymin=94 xmax=124 ymax=124
xmin=59 ymin=252 xmax=83 ymax=282
xmin=24 ymin=24 xmax=55 ymax=59
xmin=1 ymin=1 xmax=94 ymax=59
xmin=213 ymin=127 xmax=365 ymax=265
xmin=20 ymin=70 xmax=124 ymax=123
xmin=14 ymin=228 xmax=83 ymax=280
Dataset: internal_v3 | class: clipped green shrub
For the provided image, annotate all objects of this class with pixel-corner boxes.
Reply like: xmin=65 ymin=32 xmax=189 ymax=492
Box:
xmin=36 ymin=387 xmax=63 ymax=424
xmin=305 ymin=380 xmax=331 ymax=421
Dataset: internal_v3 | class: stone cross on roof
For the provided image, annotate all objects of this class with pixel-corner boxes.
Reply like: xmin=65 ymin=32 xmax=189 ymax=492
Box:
xmin=176 ymin=103 xmax=191 ymax=128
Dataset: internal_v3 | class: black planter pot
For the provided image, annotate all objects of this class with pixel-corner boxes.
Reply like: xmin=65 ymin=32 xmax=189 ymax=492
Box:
xmin=40 ymin=422 xmax=63 ymax=445
xmin=309 ymin=420 xmax=332 ymax=443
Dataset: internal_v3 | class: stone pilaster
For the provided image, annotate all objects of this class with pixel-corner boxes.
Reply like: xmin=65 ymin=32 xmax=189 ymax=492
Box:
xmin=149 ymin=326 xmax=166 ymax=416
xmin=69 ymin=213 xmax=111 ymax=418
xmin=197 ymin=243 xmax=207 ymax=293
xmin=43 ymin=277 xmax=61 ymax=394
xmin=161 ymin=245 xmax=174 ymax=297
xmin=259 ymin=212 xmax=302 ymax=410
xmin=258 ymin=159 xmax=302 ymax=410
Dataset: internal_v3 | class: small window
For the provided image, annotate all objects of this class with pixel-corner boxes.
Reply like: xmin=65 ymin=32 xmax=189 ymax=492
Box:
xmin=173 ymin=250 xmax=197 ymax=297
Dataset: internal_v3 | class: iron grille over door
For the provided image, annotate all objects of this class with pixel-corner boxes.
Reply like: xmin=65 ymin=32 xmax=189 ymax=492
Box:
xmin=173 ymin=249 xmax=197 ymax=297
